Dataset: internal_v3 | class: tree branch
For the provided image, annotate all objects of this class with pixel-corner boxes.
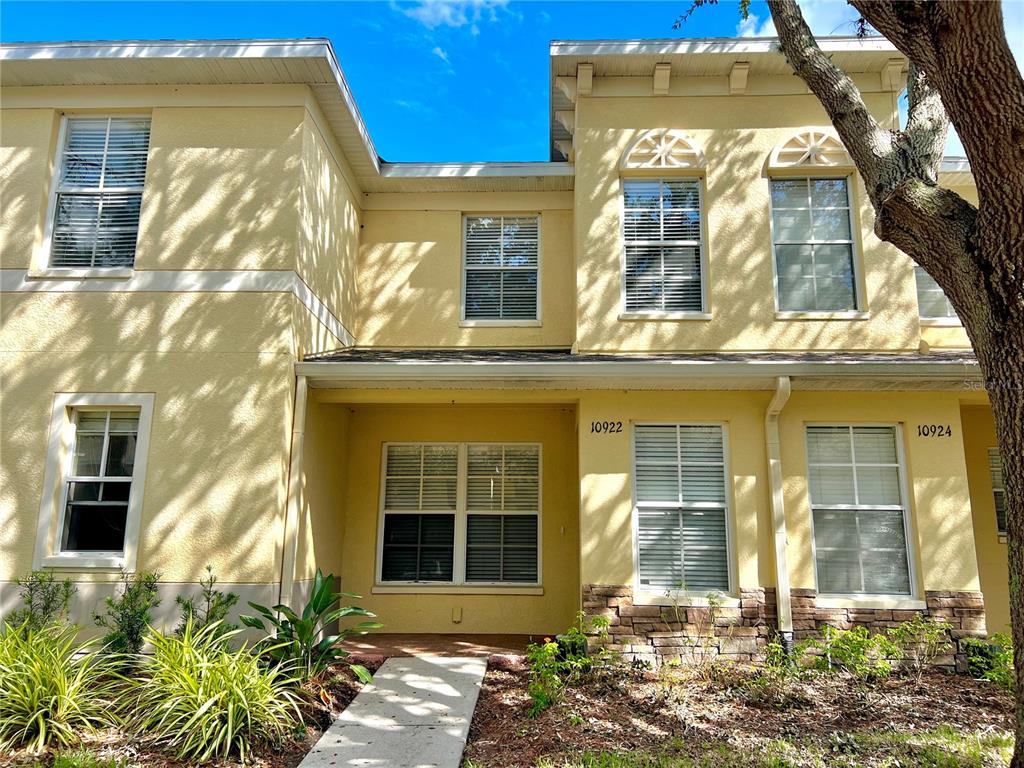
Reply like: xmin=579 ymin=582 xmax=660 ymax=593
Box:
xmin=904 ymin=62 xmax=949 ymax=184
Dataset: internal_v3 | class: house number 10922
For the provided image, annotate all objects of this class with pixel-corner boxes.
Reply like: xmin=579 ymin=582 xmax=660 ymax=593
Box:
xmin=591 ymin=421 xmax=623 ymax=434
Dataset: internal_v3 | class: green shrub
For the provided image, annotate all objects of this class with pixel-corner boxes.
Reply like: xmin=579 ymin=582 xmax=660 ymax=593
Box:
xmin=131 ymin=620 xmax=301 ymax=761
xmin=240 ymin=568 xmax=380 ymax=682
xmin=526 ymin=612 xmax=606 ymax=717
xmin=0 ymin=622 xmax=121 ymax=753
xmin=800 ymin=625 xmax=901 ymax=681
xmin=93 ymin=570 xmax=161 ymax=657
xmin=962 ymin=633 xmax=1015 ymax=691
xmin=50 ymin=749 xmax=126 ymax=768
xmin=6 ymin=570 xmax=76 ymax=633
xmin=174 ymin=565 xmax=239 ymax=640
xmin=886 ymin=614 xmax=952 ymax=683
xmin=742 ymin=640 xmax=809 ymax=709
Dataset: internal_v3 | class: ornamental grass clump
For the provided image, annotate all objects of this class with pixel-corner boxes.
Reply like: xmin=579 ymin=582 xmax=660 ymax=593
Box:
xmin=131 ymin=620 xmax=301 ymax=762
xmin=0 ymin=622 xmax=122 ymax=754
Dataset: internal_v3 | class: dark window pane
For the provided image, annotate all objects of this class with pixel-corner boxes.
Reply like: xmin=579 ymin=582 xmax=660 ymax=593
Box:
xmin=62 ymin=502 xmax=127 ymax=552
xmin=381 ymin=514 xmax=454 ymax=582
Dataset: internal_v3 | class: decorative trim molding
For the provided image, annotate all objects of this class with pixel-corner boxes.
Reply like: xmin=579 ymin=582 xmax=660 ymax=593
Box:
xmin=1 ymin=268 xmax=354 ymax=346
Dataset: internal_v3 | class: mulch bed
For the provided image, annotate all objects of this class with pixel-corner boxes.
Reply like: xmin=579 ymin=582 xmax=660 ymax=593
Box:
xmin=463 ymin=656 xmax=1015 ymax=767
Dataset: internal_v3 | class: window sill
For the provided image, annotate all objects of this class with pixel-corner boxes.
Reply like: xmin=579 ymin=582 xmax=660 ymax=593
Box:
xmin=999 ymin=534 xmax=1008 ymax=544
xmin=459 ymin=319 xmax=542 ymax=328
xmin=816 ymin=596 xmax=925 ymax=610
xmin=27 ymin=268 xmax=134 ymax=281
xmin=41 ymin=553 xmax=125 ymax=570
xmin=633 ymin=591 xmax=740 ymax=608
xmin=775 ymin=311 xmax=868 ymax=321
xmin=618 ymin=312 xmax=712 ymax=322
xmin=920 ymin=317 xmax=962 ymax=328
xmin=373 ymin=584 xmax=543 ymax=596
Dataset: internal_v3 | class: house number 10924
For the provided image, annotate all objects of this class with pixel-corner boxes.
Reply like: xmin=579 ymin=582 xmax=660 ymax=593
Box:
xmin=591 ymin=421 xmax=623 ymax=434
xmin=917 ymin=424 xmax=952 ymax=437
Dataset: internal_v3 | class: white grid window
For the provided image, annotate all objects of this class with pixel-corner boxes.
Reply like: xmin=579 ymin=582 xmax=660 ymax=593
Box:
xmin=770 ymin=177 xmax=857 ymax=312
xmin=61 ymin=410 xmax=139 ymax=553
xmin=622 ymin=179 xmax=704 ymax=313
xmin=634 ymin=425 xmax=730 ymax=592
xmin=49 ymin=117 xmax=151 ymax=269
xmin=989 ymin=448 xmax=1006 ymax=535
xmin=380 ymin=443 xmax=540 ymax=585
xmin=915 ymin=267 xmax=958 ymax=320
xmin=807 ymin=425 xmax=912 ymax=596
xmin=463 ymin=216 xmax=539 ymax=321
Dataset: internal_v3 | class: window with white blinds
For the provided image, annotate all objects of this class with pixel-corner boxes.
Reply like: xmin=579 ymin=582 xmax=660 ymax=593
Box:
xmin=49 ymin=117 xmax=151 ymax=269
xmin=379 ymin=443 xmax=540 ymax=585
xmin=914 ymin=267 xmax=958 ymax=320
xmin=61 ymin=410 xmax=139 ymax=553
xmin=463 ymin=216 xmax=539 ymax=321
xmin=622 ymin=179 xmax=704 ymax=314
xmin=770 ymin=177 xmax=857 ymax=312
xmin=807 ymin=425 xmax=912 ymax=596
xmin=633 ymin=425 xmax=730 ymax=592
xmin=989 ymin=448 xmax=1006 ymax=535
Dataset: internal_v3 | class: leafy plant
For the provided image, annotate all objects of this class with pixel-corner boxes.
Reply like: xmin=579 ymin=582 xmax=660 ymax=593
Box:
xmin=240 ymin=569 xmax=380 ymax=682
xmin=886 ymin=614 xmax=952 ymax=683
xmin=742 ymin=640 xmax=809 ymax=710
xmin=660 ymin=587 xmax=729 ymax=676
xmin=174 ymin=565 xmax=239 ymax=639
xmin=6 ymin=569 xmax=76 ymax=633
xmin=526 ymin=638 xmax=564 ymax=716
xmin=49 ymin=750 xmax=126 ymax=768
xmin=93 ymin=570 xmax=161 ymax=657
xmin=962 ymin=634 xmax=1015 ymax=692
xmin=801 ymin=625 xmax=901 ymax=682
xmin=0 ymin=622 xmax=121 ymax=753
xmin=526 ymin=613 xmax=610 ymax=717
xmin=130 ymin=620 xmax=301 ymax=762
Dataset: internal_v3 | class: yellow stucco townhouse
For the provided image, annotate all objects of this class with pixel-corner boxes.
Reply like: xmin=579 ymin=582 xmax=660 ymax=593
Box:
xmin=0 ymin=36 xmax=1008 ymax=665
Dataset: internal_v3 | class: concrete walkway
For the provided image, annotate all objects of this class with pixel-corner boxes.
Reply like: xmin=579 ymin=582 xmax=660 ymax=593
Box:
xmin=297 ymin=656 xmax=488 ymax=768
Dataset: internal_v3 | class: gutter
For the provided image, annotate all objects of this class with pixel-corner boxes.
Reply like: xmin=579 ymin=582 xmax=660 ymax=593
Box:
xmin=278 ymin=374 xmax=308 ymax=606
xmin=764 ymin=376 xmax=793 ymax=646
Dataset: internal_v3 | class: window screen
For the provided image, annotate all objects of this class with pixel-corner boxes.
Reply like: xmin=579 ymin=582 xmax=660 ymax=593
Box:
xmin=464 ymin=216 xmax=539 ymax=320
xmin=915 ymin=266 xmax=958 ymax=319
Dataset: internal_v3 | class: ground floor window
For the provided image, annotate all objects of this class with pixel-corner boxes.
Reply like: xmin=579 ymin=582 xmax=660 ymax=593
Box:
xmin=807 ymin=425 xmax=913 ymax=596
xmin=633 ymin=424 xmax=731 ymax=593
xmin=378 ymin=443 xmax=540 ymax=585
xmin=989 ymin=448 xmax=1006 ymax=535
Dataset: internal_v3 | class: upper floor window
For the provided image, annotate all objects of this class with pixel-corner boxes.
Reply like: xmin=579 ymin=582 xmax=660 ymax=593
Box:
xmin=914 ymin=267 xmax=958 ymax=320
xmin=463 ymin=216 xmax=539 ymax=322
xmin=807 ymin=425 xmax=912 ymax=596
xmin=48 ymin=116 xmax=151 ymax=269
xmin=633 ymin=424 xmax=730 ymax=593
xmin=622 ymin=179 xmax=705 ymax=314
xmin=770 ymin=177 xmax=858 ymax=312
xmin=989 ymin=448 xmax=1006 ymax=535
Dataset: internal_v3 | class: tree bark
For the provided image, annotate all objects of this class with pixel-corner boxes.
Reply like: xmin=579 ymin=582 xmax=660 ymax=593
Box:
xmin=766 ymin=1 xmax=1024 ymax=762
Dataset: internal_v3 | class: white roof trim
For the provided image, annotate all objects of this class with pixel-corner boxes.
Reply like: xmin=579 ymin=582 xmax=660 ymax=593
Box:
xmin=940 ymin=157 xmax=971 ymax=173
xmin=380 ymin=162 xmax=575 ymax=179
xmin=549 ymin=35 xmax=901 ymax=57
xmin=0 ymin=37 xmax=382 ymax=174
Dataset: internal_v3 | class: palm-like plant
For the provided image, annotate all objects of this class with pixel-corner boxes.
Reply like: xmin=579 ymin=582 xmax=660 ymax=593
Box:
xmin=240 ymin=569 xmax=381 ymax=682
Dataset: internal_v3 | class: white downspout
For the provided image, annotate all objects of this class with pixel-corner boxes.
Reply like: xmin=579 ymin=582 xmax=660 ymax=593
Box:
xmin=279 ymin=374 xmax=308 ymax=606
xmin=765 ymin=375 xmax=793 ymax=645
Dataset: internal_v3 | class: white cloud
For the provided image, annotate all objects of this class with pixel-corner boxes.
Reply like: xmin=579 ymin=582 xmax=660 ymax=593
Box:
xmin=736 ymin=12 xmax=775 ymax=37
xmin=397 ymin=0 xmax=509 ymax=31
xmin=431 ymin=46 xmax=450 ymax=64
xmin=736 ymin=0 xmax=861 ymax=37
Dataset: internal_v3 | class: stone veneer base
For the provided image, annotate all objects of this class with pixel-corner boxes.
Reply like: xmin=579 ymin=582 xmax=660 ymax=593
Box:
xmin=583 ymin=584 xmax=987 ymax=671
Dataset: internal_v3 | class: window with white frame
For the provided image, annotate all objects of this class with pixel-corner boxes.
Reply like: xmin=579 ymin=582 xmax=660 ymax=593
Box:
xmin=622 ymin=179 xmax=704 ymax=314
xmin=989 ymin=448 xmax=1006 ymax=535
xmin=48 ymin=116 xmax=151 ymax=269
xmin=633 ymin=425 xmax=730 ymax=592
xmin=770 ymin=177 xmax=858 ymax=312
xmin=61 ymin=410 xmax=140 ymax=553
xmin=807 ymin=425 xmax=912 ymax=595
xmin=379 ymin=443 xmax=540 ymax=584
xmin=463 ymin=216 xmax=539 ymax=321
xmin=914 ymin=267 xmax=958 ymax=320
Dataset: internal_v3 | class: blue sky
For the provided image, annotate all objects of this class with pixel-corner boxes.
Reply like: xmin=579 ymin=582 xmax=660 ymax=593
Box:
xmin=2 ymin=1 xmax=1021 ymax=161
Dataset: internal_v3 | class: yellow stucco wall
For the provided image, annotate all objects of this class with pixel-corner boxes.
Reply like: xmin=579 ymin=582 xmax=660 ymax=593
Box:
xmin=356 ymin=194 xmax=575 ymax=348
xmin=573 ymin=91 xmax=927 ymax=353
xmin=778 ymin=391 xmax=980 ymax=596
xmin=961 ymin=405 xmax=1009 ymax=634
xmin=317 ymin=402 xmax=580 ymax=635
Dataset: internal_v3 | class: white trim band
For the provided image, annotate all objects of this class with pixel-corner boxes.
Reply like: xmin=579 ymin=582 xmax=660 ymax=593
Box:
xmin=1 ymin=268 xmax=354 ymax=346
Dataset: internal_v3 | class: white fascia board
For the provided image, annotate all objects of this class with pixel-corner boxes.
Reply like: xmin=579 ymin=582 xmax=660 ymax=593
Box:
xmin=380 ymin=162 xmax=575 ymax=179
xmin=0 ymin=38 xmax=382 ymax=174
xmin=295 ymin=358 xmax=981 ymax=383
xmin=549 ymin=35 xmax=900 ymax=57
xmin=940 ymin=157 xmax=972 ymax=173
